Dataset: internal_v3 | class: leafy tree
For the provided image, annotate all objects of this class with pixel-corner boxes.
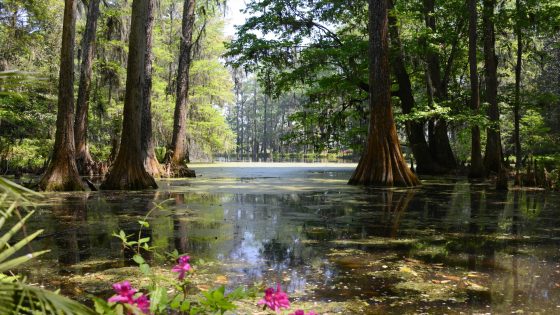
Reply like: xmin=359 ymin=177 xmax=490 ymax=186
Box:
xmin=348 ymin=0 xmax=419 ymax=186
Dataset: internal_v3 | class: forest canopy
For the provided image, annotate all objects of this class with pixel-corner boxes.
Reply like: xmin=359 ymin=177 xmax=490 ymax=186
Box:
xmin=1 ymin=0 xmax=560 ymax=188
xmin=0 ymin=0 xmax=234 ymax=175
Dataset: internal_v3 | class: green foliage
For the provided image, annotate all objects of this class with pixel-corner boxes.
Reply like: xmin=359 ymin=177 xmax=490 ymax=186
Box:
xmin=0 ymin=177 xmax=95 ymax=314
xmin=224 ymin=0 xmax=560 ymax=165
xmin=520 ymin=109 xmax=554 ymax=154
xmin=101 ymin=202 xmax=254 ymax=315
xmin=0 ymin=70 xmax=56 ymax=171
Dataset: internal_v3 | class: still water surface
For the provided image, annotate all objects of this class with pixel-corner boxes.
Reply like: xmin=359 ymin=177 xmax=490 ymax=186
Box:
xmin=16 ymin=163 xmax=560 ymax=314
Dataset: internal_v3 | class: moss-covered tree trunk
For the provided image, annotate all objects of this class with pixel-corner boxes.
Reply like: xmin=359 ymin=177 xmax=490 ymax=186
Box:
xmin=38 ymin=0 xmax=84 ymax=191
xmin=168 ymin=0 xmax=196 ymax=177
xmin=468 ymin=0 xmax=485 ymax=179
xmin=482 ymin=0 xmax=504 ymax=174
xmin=101 ymin=0 xmax=157 ymax=190
xmin=74 ymin=0 xmax=100 ymax=175
xmin=348 ymin=0 xmax=420 ymax=187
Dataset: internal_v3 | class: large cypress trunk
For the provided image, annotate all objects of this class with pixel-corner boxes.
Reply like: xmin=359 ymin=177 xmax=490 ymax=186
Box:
xmin=388 ymin=10 xmax=444 ymax=175
xmin=74 ymin=0 xmax=100 ymax=175
xmin=38 ymin=0 xmax=84 ymax=191
xmin=140 ymin=0 xmax=163 ymax=178
xmin=168 ymin=0 xmax=196 ymax=177
xmin=468 ymin=0 xmax=485 ymax=178
xmin=482 ymin=0 xmax=503 ymax=173
xmin=348 ymin=0 xmax=420 ymax=187
xmin=101 ymin=0 xmax=157 ymax=190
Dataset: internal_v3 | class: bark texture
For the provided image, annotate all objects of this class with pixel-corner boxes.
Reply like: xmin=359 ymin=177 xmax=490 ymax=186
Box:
xmin=482 ymin=0 xmax=503 ymax=173
xmin=168 ymin=0 xmax=196 ymax=177
xmin=74 ymin=0 xmax=100 ymax=175
xmin=140 ymin=0 xmax=163 ymax=178
xmin=348 ymin=0 xmax=420 ymax=187
xmin=468 ymin=0 xmax=485 ymax=178
xmin=101 ymin=0 xmax=157 ymax=190
xmin=38 ymin=0 xmax=84 ymax=191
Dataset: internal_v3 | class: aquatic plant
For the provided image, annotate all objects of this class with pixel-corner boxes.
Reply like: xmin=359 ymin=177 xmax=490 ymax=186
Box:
xmin=95 ymin=202 xmax=256 ymax=314
xmin=0 ymin=179 xmax=320 ymax=315
xmin=98 ymin=202 xmax=319 ymax=315
xmin=0 ymin=177 xmax=95 ymax=314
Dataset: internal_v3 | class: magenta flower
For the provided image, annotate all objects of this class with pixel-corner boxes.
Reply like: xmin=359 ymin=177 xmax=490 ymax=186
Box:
xmin=107 ymin=281 xmax=151 ymax=314
xmin=172 ymin=255 xmax=191 ymax=280
xmin=257 ymin=284 xmax=290 ymax=312
xmin=134 ymin=294 xmax=151 ymax=314
xmin=288 ymin=310 xmax=318 ymax=315
xmin=108 ymin=281 xmax=136 ymax=304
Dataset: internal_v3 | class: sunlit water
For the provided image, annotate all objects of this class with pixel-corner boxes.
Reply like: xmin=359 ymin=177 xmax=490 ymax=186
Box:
xmin=9 ymin=163 xmax=560 ymax=314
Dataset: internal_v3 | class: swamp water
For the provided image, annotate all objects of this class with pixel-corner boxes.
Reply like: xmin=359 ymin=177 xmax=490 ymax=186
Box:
xmin=13 ymin=163 xmax=560 ymax=314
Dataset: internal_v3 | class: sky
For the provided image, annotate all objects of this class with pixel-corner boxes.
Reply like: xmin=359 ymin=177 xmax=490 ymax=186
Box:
xmin=223 ymin=0 xmax=249 ymax=37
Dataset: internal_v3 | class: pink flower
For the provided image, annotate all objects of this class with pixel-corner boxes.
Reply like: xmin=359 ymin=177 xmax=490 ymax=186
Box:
xmin=108 ymin=281 xmax=136 ymax=304
xmin=257 ymin=284 xmax=290 ymax=312
xmin=288 ymin=311 xmax=318 ymax=315
xmin=134 ymin=294 xmax=150 ymax=314
xmin=107 ymin=281 xmax=151 ymax=314
xmin=172 ymin=255 xmax=191 ymax=280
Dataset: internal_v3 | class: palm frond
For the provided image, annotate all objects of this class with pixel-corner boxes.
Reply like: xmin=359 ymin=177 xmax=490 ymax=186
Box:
xmin=0 ymin=281 xmax=96 ymax=315
xmin=0 ymin=177 xmax=95 ymax=314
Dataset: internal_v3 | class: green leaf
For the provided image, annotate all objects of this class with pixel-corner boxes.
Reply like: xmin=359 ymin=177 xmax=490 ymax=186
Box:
xmin=180 ymin=300 xmax=191 ymax=312
xmin=0 ymin=249 xmax=49 ymax=273
xmin=0 ymin=281 xmax=96 ymax=314
xmin=169 ymin=294 xmax=182 ymax=309
xmin=150 ymin=286 xmax=167 ymax=313
xmin=138 ymin=237 xmax=150 ymax=244
xmin=0 ymin=229 xmax=43 ymax=264
xmin=139 ymin=263 xmax=151 ymax=275
xmin=0 ymin=210 xmax=35 ymax=251
xmin=138 ymin=220 xmax=149 ymax=228
xmin=132 ymin=255 xmax=145 ymax=265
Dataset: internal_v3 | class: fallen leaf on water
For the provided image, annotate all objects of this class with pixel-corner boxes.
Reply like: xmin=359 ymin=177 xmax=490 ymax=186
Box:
xmin=215 ymin=275 xmax=228 ymax=284
xmin=465 ymin=280 xmax=487 ymax=291
xmin=467 ymin=272 xmax=488 ymax=279
xmin=436 ymin=274 xmax=461 ymax=282
xmin=399 ymin=266 xmax=418 ymax=277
